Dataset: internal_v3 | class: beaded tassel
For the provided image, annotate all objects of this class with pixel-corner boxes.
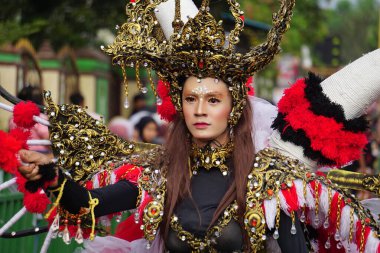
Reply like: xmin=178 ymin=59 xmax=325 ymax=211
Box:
xmin=62 ymin=218 xmax=71 ymax=245
xmin=75 ymin=219 xmax=84 ymax=244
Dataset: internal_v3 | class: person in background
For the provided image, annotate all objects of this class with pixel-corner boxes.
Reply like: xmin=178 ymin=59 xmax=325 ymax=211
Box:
xmin=129 ymin=93 xmax=148 ymax=117
xmin=107 ymin=116 xmax=135 ymax=141
xmin=135 ymin=116 xmax=159 ymax=144
xmin=9 ymin=85 xmax=50 ymax=154
xmin=69 ymin=92 xmax=102 ymax=121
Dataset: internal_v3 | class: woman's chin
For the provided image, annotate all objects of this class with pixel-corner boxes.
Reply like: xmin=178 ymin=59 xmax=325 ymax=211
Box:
xmin=192 ymin=135 xmax=216 ymax=144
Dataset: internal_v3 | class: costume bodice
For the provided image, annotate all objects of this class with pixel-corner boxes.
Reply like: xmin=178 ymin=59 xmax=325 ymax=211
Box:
xmin=166 ymin=166 xmax=244 ymax=252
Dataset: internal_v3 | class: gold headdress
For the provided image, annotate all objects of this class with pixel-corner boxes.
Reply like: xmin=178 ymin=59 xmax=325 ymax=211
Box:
xmin=104 ymin=0 xmax=295 ymax=125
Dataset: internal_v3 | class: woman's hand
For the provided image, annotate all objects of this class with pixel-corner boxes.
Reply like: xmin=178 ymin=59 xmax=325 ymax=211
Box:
xmin=18 ymin=150 xmax=58 ymax=187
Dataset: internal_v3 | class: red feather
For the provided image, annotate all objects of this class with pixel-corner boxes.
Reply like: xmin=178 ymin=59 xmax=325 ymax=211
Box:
xmin=281 ymin=184 xmax=299 ymax=212
xmin=278 ymin=78 xmax=367 ymax=167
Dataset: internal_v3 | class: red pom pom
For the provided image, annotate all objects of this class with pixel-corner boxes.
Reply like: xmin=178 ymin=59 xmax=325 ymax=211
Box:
xmin=245 ymin=76 xmax=255 ymax=96
xmin=13 ymin=101 xmax=40 ymax=129
xmin=0 ymin=130 xmax=23 ymax=174
xmin=15 ymin=171 xmax=27 ymax=193
xmin=156 ymin=80 xmax=177 ymax=122
xmin=23 ymin=191 xmax=51 ymax=213
xmin=157 ymin=97 xmax=177 ymax=122
xmin=156 ymin=80 xmax=170 ymax=98
xmin=9 ymin=128 xmax=30 ymax=149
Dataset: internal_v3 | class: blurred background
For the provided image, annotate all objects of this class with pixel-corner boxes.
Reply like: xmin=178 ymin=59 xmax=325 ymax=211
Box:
xmin=0 ymin=0 xmax=380 ymax=251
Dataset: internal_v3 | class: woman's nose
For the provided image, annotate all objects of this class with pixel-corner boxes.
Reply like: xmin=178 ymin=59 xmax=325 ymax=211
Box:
xmin=195 ymin=100 xmax=207 ymax=116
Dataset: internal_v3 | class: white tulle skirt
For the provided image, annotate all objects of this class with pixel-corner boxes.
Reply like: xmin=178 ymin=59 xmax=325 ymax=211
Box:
xmin=80 ymin=235 xmax=163 ymax=253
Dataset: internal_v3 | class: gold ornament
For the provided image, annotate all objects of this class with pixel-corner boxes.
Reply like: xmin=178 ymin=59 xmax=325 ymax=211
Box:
xmin=104 ymin=0 xmax=296 ymax=125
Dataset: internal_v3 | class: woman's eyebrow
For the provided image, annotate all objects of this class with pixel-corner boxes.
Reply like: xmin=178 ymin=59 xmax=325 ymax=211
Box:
xmin=185 ymin=88 xmax=223 ymax=97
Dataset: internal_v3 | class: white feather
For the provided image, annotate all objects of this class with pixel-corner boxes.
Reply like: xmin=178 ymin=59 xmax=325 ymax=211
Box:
xmin=319 ymin=184 xmax=329 ymax=215
xmin=279 ymin=191 xmax=290 ymax=216
xmin=305 ymin=184 xmax=315 ymax=209
xmin=111 ymin=172 xmax=117 ymax=184
xmin=264 ymin=198 xmax=277 ymax=230
xmin=93 ymin=175 xmax=99 ymax=189
xmin=339 ymin=205 xmax=352 ymax=241
xmin=293 ymin=179 xmax=306 ymax=208
xmin=342 ymin=240 xmax=359 ymax=253
xmin=365 ymin=231 xmax=380 ymax=253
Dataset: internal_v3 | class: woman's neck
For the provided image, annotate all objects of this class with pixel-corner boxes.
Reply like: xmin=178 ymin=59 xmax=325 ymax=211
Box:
xmin=192 ymin=128 xmax=230 ymax=148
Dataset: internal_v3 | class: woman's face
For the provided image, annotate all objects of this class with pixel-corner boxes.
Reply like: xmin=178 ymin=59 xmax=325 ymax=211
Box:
xmin=142 ymin=122 xmax=158 ymax=143
xmin=182 ymin=77 xmax=232 ymax=144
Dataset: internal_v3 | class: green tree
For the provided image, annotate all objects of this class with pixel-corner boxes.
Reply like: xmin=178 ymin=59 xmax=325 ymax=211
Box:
xmin=244 ymin=0 xmax=329 ymax=55
xmin=0 ymin=0 xmax=127 ymax=49
xmin=325 ymin=0 xmax=379 ymax=63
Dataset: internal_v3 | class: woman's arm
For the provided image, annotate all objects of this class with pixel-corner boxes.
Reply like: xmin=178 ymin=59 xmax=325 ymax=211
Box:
xmin=18 ymin=150 xmax=139 ymax=217
xmin=54 ymin=178 xmax=138 ymax=217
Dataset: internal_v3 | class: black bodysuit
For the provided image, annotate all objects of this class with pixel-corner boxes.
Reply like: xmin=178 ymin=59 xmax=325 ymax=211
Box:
xmin=56 ymin=166 xmax=308 ymax=253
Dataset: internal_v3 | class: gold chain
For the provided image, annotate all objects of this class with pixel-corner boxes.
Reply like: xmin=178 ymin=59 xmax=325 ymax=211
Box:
xmin=147 ymin=69 xmax=157 ymax=96
xmin=121 ymin=62 xmax=129 ymax=97
xmin=336 ymin=195 xmax=342 ymax=231
xmin=314 ymin=182 xmax=320 ymax=223
xmin=275 ymin=193 xmax=281 ymax=231
xmin=360 ymin=220 xmax=365 ymax=253
xmin=349 ymin=207 xmax=354 ymax=243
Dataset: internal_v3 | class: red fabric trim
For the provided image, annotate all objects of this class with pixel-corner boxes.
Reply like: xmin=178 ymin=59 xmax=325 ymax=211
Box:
xmin=114 ymin=164 xmax=142 ymax=184
xmin=278 ymin=78 xmax=367 ymax=167
xmin=327 ymin=192 xmax=346 ymax=235
xmin=115 ymin=215 xmax=144 ymax=241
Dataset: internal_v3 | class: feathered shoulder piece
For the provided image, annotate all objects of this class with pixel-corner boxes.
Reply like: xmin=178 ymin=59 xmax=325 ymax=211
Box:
xmin=244 ymin=148 xmax=380 ymax=252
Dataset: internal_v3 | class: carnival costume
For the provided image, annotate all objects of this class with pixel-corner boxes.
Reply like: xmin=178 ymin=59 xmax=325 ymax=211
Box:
xmin=1 ymin=0 xmax=380 ymax=252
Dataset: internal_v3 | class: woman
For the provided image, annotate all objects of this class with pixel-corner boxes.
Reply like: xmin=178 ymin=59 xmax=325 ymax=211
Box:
xmin=18 ymin=76 xmax=308 ymax=252
xmin=135 ymin=116 xmax=159 ymax=144
xmin=16 ymin=0 xmax=380 ymax=252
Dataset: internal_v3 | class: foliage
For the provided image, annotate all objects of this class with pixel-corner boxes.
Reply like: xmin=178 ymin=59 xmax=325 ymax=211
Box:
xmin=244 ymin=0 xmax=329 ymax=55
xmin=325 ymin=0 xmax=379 ymax=63
xmin=0 ymin=20 xmax=47 ymax=46
xmin=0 ymin=0 xmax=126 ymax=50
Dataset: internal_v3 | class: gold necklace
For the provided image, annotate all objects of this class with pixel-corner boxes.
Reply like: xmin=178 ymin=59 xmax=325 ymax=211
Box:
xmin=190 ymin=141 xmax=233 ymax=176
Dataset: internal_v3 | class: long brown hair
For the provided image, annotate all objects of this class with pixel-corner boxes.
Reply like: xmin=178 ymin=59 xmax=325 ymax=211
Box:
xmin=160 ymin=98 xmax=255 ymax=243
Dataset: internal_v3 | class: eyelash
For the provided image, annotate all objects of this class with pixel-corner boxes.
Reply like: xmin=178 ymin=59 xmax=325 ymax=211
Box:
xmin=208 ymin=97 xmax=220 ymax=104
xmin=185 ymin=96 xmax=196 ymax=103
xmin=184 ymin=96 xmax=221 ymax=103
